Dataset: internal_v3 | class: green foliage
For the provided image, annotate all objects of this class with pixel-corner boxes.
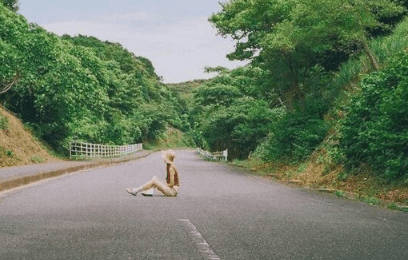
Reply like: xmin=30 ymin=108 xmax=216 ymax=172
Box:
xmin=1 ymin=0 xmax=408 ymax=178
xmin=387 ymin=203 xmax=408 ymax=212
xmin=192 ymin=62 xmax=331 ymax=161
xmin=335 ymin=190 xmax=345 ymax=197
xmin=0 ymin=4 xmax=26 ymax=83
xmin=360 ymin=196 xmax=380 ymax=205
xmin=0 ymin=113 xmax=7 ymax=129
xmin=211 ymin=0 xmax=403 ymax=58
xmin=194 ymin=84 xmax=243 ymax=107
xmin=147 ymin=127 xmax=196 ymax=150
xmin=259 ymin=111 xmax=329 ymax=163
xmin=370 ymin=16 xmax=408 ymax=65
xmin=0 ymin=0 xmax=19 ymax=12
xmin=199 ymin=98 xmax=284 ymax=159
xmin=209 ymin=0 xmax=404 ymax=108
xmin=0 ymin=6 xmax=186 ymax=154
xmin=340 ymin=50 xmax=408 ymax=181
xmin=191 ymin=66 xmax=283 ymax=159
xmin=30 ymin=156 xmax=45 ymax=164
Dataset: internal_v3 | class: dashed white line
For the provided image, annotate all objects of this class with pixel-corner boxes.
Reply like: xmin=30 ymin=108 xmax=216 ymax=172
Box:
xmin=178 ymin=219 xmax=221 ymax=260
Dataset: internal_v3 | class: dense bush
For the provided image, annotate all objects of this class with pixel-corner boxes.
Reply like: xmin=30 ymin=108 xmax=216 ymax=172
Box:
xmin=259 ymin=110 xmax=329 ymax=163
xmin=340 ymin=50 xmax=408 ymax=181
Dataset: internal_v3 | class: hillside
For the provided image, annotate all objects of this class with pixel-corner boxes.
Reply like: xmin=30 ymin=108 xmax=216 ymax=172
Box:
xmin=0 ymin=4 xmax=187 ymax=153
xmin=166 ymin=79 xmax=208 ymax=95
xmin=0 ymin=105 xmax=58 ymax=167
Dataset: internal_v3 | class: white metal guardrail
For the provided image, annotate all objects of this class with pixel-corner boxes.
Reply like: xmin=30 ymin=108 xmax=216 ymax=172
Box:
xmin=196 ymin=148 xmax=228 ymax=161
xmin=70 ymin=141 xmax=143 ymax=159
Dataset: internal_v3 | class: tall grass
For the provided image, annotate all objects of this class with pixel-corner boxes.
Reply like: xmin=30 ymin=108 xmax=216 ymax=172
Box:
xmin=372 ymin=17 xmax=408 ymax=65
xmin=332 ymin=18 xmax=408 ymax=97
xmin=329 ymin=17 xmax=408 ymax=106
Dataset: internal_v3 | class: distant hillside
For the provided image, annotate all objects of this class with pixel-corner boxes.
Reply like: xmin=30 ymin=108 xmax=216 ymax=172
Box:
xmin=166 ymin=79 xmax=208 ymax=97
xmin=0 ymin=105 xmax=57 ymax=167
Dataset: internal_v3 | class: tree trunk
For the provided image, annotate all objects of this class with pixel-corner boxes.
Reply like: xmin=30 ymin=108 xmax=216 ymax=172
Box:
xmin=362 ymin=37 xmax=379 ymax=71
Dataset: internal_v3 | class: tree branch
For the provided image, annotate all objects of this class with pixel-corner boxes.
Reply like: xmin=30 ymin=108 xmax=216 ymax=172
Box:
xmin=0 ymin=73 xmax=20 ymax=94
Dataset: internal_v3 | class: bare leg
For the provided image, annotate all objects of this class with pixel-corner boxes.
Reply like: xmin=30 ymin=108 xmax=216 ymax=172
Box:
xmin=141 ymin=177 xmax=176 ymax=196
xmin=127 ymin=177 xmax=176 ymax=196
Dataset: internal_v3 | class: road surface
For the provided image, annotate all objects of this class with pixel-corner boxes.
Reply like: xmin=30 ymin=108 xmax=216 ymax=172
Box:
xmin=1 ymin=150 xmax=407 ymax=259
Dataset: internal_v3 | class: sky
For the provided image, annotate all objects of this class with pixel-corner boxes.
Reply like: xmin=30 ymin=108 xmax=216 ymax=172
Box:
xmin=17 ymin=0 xmax=247 ymax=83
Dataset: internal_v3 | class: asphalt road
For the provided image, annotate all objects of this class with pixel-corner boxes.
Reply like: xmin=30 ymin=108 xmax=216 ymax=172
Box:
xmin=0 ymin=150 xmax=407 ymax=260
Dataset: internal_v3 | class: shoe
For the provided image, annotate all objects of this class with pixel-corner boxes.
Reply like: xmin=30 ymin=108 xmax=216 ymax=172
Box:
xmin=125 ymin=188 xmax=138 ymax=196
xmin=141 ymin=188 xmax=154 ymax=196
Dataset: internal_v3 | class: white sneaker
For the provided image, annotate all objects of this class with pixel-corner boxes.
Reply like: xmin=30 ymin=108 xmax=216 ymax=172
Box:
xmin=141 ymin=188 xmax=154 ymax=196
xmin=125 ymin=188 xmax=138 ymax=196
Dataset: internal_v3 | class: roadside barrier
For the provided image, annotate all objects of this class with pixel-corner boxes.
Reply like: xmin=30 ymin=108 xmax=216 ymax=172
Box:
xmin=69 ymin=141 xmax=143 ymax=159
xmin=196 ymin=148 xmax=228 ymax=161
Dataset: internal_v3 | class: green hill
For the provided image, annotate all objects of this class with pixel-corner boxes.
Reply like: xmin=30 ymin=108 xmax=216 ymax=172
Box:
xmin=0 ymin=3 xmax=187 ymax=155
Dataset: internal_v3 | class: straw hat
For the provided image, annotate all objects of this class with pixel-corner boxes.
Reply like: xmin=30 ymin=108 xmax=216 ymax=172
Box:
xmin=162 ymin=150 xmax=176 ymax=164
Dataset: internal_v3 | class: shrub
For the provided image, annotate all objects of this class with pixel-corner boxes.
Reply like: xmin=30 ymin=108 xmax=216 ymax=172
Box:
xmin=340 ymin=50 xmax=408 ymax=181
xmin=260 ymin=111 xmax=329 ymax=163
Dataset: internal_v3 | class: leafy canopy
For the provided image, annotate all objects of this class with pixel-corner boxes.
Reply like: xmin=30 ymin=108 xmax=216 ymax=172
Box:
xmin=210 ymin=0 xmax=404 ymax=61
xmin=209 ymin=0 xmax=404 ymax=109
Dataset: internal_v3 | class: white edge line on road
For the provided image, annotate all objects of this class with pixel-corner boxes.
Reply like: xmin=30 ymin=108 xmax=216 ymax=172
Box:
xmin=178 ymin=219 xmax=221 ymax=260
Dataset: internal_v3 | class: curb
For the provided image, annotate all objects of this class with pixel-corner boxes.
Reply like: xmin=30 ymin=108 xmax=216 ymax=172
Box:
xmin=0 ymin=150 xmax=154 ymax=193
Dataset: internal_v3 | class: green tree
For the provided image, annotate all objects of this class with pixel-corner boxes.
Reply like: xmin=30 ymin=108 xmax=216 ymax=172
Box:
xmin=191 ymin=66 xmax=281 ymax=159
xmin=194 ymin=84 xmax=243 ymax=107
xmin=196 ymin=98 xmax=281 ymax=159
xmin=0 ymin=0 xmax=19 ymax=12
xmin=209 ymin=0 xmax=404 ymax=109
xmin=0 ymin=4 xmax=189 ymax=154
xmin=0 ymin=4 xmax=27 ymax=92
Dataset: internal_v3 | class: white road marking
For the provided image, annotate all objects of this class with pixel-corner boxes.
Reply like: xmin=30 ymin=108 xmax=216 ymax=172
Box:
xmin=178 ymin=219 xmax=221 ymax=260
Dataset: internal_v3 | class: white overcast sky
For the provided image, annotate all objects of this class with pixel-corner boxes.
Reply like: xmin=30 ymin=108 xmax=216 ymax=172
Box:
xmin=18 ymin=0 xmax=247 ymax=83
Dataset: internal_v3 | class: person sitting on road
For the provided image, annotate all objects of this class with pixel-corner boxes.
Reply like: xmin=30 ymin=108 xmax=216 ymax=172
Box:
xmin=125 ymin=150 xmax=179 ymax=197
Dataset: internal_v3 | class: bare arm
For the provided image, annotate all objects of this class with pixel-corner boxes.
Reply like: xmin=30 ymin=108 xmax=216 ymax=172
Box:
xmin=167 ymin=166 xmax=176 ymax=188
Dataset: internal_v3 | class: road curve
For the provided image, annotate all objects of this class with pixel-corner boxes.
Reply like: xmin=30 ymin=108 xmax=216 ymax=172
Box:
xmin=0 ymin=150 xmax=407 ymax=259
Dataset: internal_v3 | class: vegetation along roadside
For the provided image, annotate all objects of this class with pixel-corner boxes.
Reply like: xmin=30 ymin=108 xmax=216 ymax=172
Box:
xmin=1 ymin=0 xmax=408 ymax=210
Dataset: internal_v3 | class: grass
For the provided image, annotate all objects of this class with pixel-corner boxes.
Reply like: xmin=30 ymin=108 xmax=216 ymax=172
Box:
xmin=387 ymin=203 xmax=408 ymax=213
xmin=358 ymin=195 xmax=380 ymax=205
xmin=372 ymin=16 xmax=408 ymax=65
xmin=0 ymin=114 xmax=8 ymax=130
xmin=30 ymin=156 xmax=45 ymax=164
